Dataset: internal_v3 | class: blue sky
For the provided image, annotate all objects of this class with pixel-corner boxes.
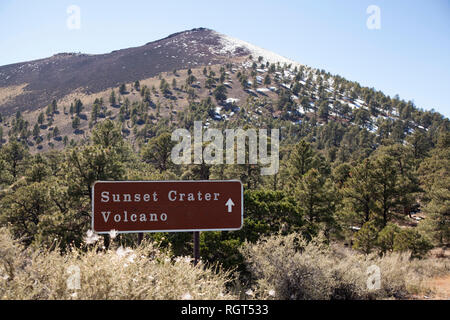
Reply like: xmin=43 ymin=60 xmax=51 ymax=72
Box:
xmin=0 ymin=0 xmax=449 ymax=117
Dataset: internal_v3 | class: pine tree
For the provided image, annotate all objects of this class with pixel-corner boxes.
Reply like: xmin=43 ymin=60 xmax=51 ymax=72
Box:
xmin=393 ymin=228 xmax=432 ymax=258
xmin=91 ymin=120 xmax=126 ymax=157
xmin=172 ymin=78 xmax=177 ymax=90
xmin=53 ymin=126 xmax=60 ymax=138
xmin=287 ymin=140 xmax=314 ymax=178
xmin=292 ymin=82 xmax=301 ymax=96
xmin=420 ymin=177 xmax=449 ymax=247
xmin=377 ymin=223 xmax=400 ymax=254
xmin=141 ymin=132 xmax=175 ymax=172
xmin=1 ymin=140 xmax=28 ymax=179
xmin=186 ymin=75 xmax=197 ymax=87
xmin=376 ymin=144 xmax=420 ymax=217
xmin=213 ymin=84 xmax=227 ymax=104
xmin=32 ymin=123 xmax=40 ymax=138
xmin=160 ymin=79 xmax=171 ymax=96
xmin=295 ymin=168 xmax=336 ymax=234
xmin=72 ymin=116 xmax=80 ymax=130
xmin=143 ymin=87 xmax=151 ymax=103
xmin=38 ymin=112 xmax=45 ymax=125
xmin=119 ymin=83 xmax=127 ymax=95
xmin=74 ymin=99 xmax=83 ymax=115
xmin=46 ymin=104 xmax=52 ymax=116
xmin=372 ymin=154 xmax=399 ymax=227
xmin=140 ymin=85 xmax=147 ymax=97
xmin=419 ymin=131 xmax=450 ymax=246
xmin=91 ymin=103 xmax=99 ymax=124
xmin=406 ymin=130 xmax=431 ymax=162
xmin=353 ymin=220 xmax=379 ymax=254
xmin=109 ymin=90 xmax=116 ymax=106
xmin=341 ymin=159 xmax=377 ymax=226
xmin=0 ymin=182 xmax=51 ymax=245
xmin=318 ymin=101 xmax=329 ymax=123
xmin=205 ymin=78 xmax=215 ymax=89
xmin=51 ymin=99 xmax=58 ymax=113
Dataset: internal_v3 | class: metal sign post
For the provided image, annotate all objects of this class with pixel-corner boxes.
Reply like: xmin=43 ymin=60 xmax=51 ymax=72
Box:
xmin=193 ymin=231 xmax=200 ymax=266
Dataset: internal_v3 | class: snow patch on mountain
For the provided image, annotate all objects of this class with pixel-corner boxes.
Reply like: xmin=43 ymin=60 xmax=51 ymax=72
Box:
xmin=213 ymin=31 xmax=303 ymax=68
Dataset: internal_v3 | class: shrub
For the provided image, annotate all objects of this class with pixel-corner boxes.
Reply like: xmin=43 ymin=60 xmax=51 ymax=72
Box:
xmin=377 ymin=223 xmax=400 ymax=254
xmin=240 ymin=233 xmax=449 ymax=300
xmin=353 ymin=220 xmax=379 ymax=254
xmin=241 ymin=233 xmax=368 ymax=300
xmin=393 ymin=228 xmax=433 ymax=259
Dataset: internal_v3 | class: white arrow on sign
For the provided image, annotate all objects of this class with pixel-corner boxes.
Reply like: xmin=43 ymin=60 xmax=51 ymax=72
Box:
xmin=225 ymin=198 xmax=235 ymax=213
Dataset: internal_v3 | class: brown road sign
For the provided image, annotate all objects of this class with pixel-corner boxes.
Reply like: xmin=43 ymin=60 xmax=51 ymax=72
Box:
xmin=92 ymin=180 xmax=243 ymax=234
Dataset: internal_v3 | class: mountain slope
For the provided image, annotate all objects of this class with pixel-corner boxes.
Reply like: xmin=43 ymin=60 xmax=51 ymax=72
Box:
xmin=0 ymin=27 xmax=447 ymax=156
xmin=0 ymin=28 xmax=263 ymax=115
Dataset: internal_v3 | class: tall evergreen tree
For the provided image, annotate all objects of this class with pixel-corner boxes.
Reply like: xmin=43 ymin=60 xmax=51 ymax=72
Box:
xmin=340 ymin=159 xmax=377 ymax=226
xmin=119 ymin=83 xmax=127 ymax=95
xmin=74 ymin=99 xmax=83 ymax=115
xmin=287 ymin=140 xmax=315 ymax=185
xmin=72 ymin=116 xmax=80 ymax=130
xmin=141 ymin=132 xmax=176 ymax=172
xmin=37 ymin=112 xmax=45 ymax=125
xmin=419 ymin=131 xmax=450 ymax=246
xmin=372 ymin=154 xmax=398 ymax=227
xmin=109 ymin=90 xmax=116 ymax=106
xmin=295 ymin=168 xmax=336 ymax=235
xmin=213 ymin=84 xmax=228 ymax=104
xmin=32 ymin=123 xmax=40 ymax=138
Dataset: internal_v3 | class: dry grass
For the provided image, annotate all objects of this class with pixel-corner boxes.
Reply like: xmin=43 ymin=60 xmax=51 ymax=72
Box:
xmin=2 ymin=227 xmax=447 ymax=300
xmin=0 ymin=228 xmax=237 ymax=300
xmin=0 ymin=83 xmax=28 ymax=106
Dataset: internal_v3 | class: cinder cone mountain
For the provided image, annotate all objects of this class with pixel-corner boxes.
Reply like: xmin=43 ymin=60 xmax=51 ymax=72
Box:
xmin=0 ymin=28 xmax=297 ymax=115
